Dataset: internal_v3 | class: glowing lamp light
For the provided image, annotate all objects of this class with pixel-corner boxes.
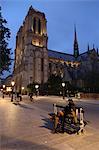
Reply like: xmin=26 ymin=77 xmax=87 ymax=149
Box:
xmin=11 ymin=81 xmax=15 ymax=86
xmin=21 ymin=87 xmax=24 ymax=90
xmin=3 ymin=85 xmax=5 ymax=88
xmin=35 ymin=85 xmax=39 ymax=89
xmin=62 ymin=82 xmax=65 ymax=87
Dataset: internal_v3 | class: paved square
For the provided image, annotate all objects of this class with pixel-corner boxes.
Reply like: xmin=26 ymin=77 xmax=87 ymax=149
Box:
xmin=0 ymin=95 xmax=99 ymax=150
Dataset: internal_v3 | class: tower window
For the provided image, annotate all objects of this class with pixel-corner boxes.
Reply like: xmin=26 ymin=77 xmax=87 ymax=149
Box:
xmin=38 ymin=19 xmax=41 ymax=34
xmin=33 ymin=17 xmax=36 ymax=34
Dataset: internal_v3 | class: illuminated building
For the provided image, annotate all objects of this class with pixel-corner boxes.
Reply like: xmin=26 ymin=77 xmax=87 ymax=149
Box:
xmin=13 ymin=6 xmax=99 ymax=92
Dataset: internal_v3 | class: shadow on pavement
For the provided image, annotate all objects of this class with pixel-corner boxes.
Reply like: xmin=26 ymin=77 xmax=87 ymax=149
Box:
xmin=13 ymin=103 xmax=34 ymax=110
xmin=40 ymin=115 xmax=53 ymax=131
xmin=1 ymin=134 xmax=57 ymax=150
xmin=40 ymin=115 xmax=88 ymax=135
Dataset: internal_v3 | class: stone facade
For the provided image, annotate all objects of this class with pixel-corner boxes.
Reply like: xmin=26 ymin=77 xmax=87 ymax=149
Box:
xmin=14 ymin=6 xmax=48 ymax=92
xmin=13 ymin=6 xmax=99 ymax=92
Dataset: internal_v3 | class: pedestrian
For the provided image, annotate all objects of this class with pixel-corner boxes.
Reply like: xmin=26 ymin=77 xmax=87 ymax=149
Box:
xmin=29 ymin=93 xmax=33 ymax=101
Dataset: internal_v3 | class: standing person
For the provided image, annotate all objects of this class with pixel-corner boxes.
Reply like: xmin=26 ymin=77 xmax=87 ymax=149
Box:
xmin=19 ymin=93 xmax=22 ymax=101
xmin=29 ymin=93 xmax=33 ymax=101
xmin=68 ymin=99 xmax=77 ymax=124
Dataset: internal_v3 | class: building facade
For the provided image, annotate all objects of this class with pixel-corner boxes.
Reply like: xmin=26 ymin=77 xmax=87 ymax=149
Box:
xmin=14 ymin=6 xmax=48 ymax=91
xmin=13 ymin=6 xmax=99 ymax=92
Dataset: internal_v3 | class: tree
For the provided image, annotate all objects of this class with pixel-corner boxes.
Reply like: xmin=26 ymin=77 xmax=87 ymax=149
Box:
xmin=47 ymin=74 xmax=62 ymax=95
xmin=27 ymin=82 xmax=36 ymax=93
xmin=27 ymin=82 xmax=40 ymax=94
xmin=84 ymin=71 xmax=99 ymax=93
xmin=0 ymin=6 xmax=12 ymax=76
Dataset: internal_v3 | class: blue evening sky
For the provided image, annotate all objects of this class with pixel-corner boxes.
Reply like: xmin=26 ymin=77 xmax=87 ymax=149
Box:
xmin=1 ymin=0 xmax=99 ymax=77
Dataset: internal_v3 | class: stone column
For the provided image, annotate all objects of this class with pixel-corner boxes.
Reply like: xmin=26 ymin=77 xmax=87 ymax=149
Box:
xmin=43 ymin=20 xmax=47 ymax=35
xmin=40 ymin=20 xmax=43 ymax=35
xmin=34 ymin=51 xmax=41 ymax=83
xmin=43 ymin=48 xmax=48 ymax=83
xmin=36 ymin=18 xmax=38 ymax=34
xmin=28 ymin=15 xmax=32 ymax=31
xmin=43 ymin=58 xmax=48 ymax=83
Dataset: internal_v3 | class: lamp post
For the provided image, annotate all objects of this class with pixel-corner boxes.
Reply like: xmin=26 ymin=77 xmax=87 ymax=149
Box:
xmin=11 ymin=81 xmax=15 ymax=102
xmin=35 ymin=85 xmax=39 ymax=97
xmin=21 ymin=86 xmax=24 ymax=95
xmin=62 ymin=82 xmax=65 ymax=99
xmin=3 ymin=85 xmax=5 ymax=98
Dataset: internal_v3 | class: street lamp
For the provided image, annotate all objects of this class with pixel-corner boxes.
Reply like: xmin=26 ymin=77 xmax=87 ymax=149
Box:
xmin=3 ymin=85 xmax=5 ymax=88
xmin=3 ymin=85 xmax=5 ymax=98
xmin=11 ymin=81 xmax=15 ymax=102
xmin=35 ymin=85 xmax=39 ymax=97
xmin=62 ymin=82 xmax=65 ymax=99
xmin=21 ymin=87 xmax=24 ymax=95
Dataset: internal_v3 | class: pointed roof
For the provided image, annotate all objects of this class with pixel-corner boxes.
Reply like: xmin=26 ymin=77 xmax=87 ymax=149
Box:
xmin=88 ymin=44 xmax=89 ymax=51
xmin=48 ymin=49 xmax=75 ymax=61
xmin=27 ymin=5 xmax=45 ymax=18
xmin=74 ymin=25 xmax=78 ymax=43
xmin=73 ymin=25 xmax=79 ymax=58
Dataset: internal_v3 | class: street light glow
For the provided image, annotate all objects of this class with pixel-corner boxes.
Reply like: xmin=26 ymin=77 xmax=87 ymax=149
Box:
xmin=21 ymin=87 xmax=24 ymax=90
xmin=62 ymin=82 xmax=65 ymax=99
xmin=11 ymin=81 xmax=15 ymax=86
xmin=62 ymin=82 xmax=65 ymax=87
xmin=35 ymin=85 xmax=39 ymax=89
xmin=3 ymin=85 xmax=5 ymax=88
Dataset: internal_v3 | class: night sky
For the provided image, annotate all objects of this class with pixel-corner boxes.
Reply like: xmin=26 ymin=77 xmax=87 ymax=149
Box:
xmin=1 ymin=0 xmax=99 ymax=77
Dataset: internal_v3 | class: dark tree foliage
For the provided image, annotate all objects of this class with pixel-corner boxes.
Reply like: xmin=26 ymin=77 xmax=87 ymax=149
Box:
xmin=0 ymin=6 xmax=12 ymax=75
xmin=47 ymin=74 xmax=62 ymax=95
xmin=27 ymin=82 xmax=40 ymax=93
xmin=84 ymin=71 xmax=99 ymax=93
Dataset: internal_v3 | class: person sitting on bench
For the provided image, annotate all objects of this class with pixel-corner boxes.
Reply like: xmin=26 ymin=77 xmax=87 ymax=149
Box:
xmin=68 ymin=99 xmax=77 ymax=124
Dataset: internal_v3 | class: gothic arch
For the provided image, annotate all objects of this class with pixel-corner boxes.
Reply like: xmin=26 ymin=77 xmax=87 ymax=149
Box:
xmin=33 ymin=17 xmax=36 ymax=34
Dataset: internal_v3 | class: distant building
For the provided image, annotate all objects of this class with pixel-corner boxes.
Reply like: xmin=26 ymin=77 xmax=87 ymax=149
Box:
xmin=13 ymin=6 xmax=99 ymax=92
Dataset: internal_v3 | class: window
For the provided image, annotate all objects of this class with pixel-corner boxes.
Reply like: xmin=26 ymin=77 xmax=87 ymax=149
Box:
xmin=38 ymin=19 xmax=41 ymax=34
xmin=33 ymin=17 xmax=36 ymax=34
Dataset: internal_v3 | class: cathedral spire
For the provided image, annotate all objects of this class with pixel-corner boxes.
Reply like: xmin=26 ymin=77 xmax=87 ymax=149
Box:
xmin=88 ymin=44 xmax=89 ymax=51
xmin=74 ymin=25 xmax=79 ymax=58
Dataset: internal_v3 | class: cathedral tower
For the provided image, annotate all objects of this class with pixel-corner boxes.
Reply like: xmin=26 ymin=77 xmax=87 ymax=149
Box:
xmin=14 ymin=6 xmax=48 ymax=91
xmin=73 ymin=25 xmax=79 ymax=58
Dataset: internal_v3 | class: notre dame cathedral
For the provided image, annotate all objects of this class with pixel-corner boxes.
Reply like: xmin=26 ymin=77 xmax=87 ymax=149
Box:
xmin=13 ymin=6 xmax=99 ymax=92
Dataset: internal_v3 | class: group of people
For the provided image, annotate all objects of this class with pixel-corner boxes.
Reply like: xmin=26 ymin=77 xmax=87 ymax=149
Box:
xmin=53 ymin=99 xmax=77 ymax=133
